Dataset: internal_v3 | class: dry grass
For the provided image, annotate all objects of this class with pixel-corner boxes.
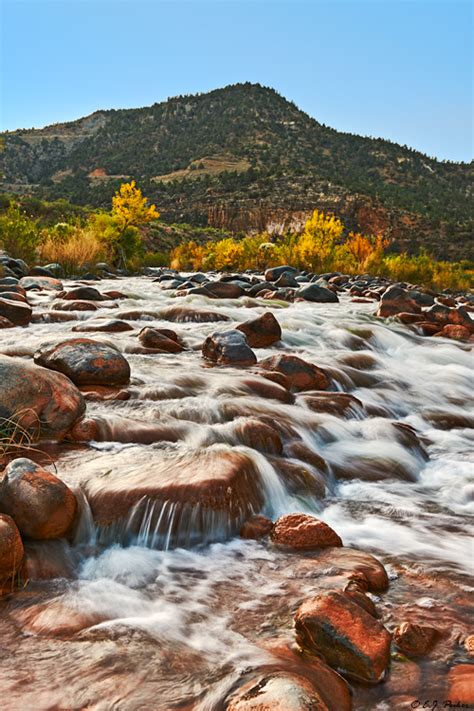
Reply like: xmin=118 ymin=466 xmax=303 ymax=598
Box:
xmin=37 ymin=228 xmax=106 ymax=275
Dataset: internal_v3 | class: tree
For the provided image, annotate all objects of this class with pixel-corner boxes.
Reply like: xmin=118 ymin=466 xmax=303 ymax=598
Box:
xmin=111 ymin=180 xmax=159 ymax=230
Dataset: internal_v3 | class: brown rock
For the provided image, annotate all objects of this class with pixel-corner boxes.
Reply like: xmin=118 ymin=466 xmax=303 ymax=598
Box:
xmin=0 ymin=458 xmax=77 ymax=540
xmin=415 ymin=321 xmax=440 ymax=336
xmin=0 ymin=297 xmax=32 ymax=326
xmin=62 ymin=286 xmax=106 ymax=301
xmin=202 ymin=329 xmax=257 ymax=366
xmin=233 ymin=418 xmax=283 ymax=454
xmin=69 ymin=415 xmax=186 ymax=444
xmin=157 ymin=305 xmax=230 ymax=323
xmin=240 ymin=377 xmax=294 ymax=404
xmin=0 ymin=316 xmax=14 ymax=328
xmin=237 ymin=312 xmax=282 ymax=348
xmin=0 ymin=356 xmax=85 ymax=440
xmin=34 ymin=338 xmax=131 ymax=386
xmin=299 ymin=391 xmax=363 ymax=417
xmin=376 ymin=286 xmax=422 ymax=318
xmin=393 ymin=621 xmax=440 ymax=657
xmin=270 ymin=457 xmax=326 ymax=498
xmin=447 ymin=664 xmax=474 ymax=704
xmin=397 ymin=312 xmax=423 ymax=324
xmin=138 ymin=327 xmax=184 ymax=352
xmin=271 ymin=513 xmax=342 ymax=550
xmin=434 ymin=324 xmax=471 ymax=341
xmin=294 ymin=590 xmax=392 ymax=683
xmin=313 ymin=547 xmax=389 ymax=592
xmin=464 ymin=635 xmax=474 ymax=657
xmin=52 ymin=300 xmax=98 ymax=311
xmin=19 ymin=276 xmax=63 ymax=291
xmin=72 ymin=319 xmax=134 ymax=333
xmin=0 ymin=514 xmax=24 ymax=588
xmin=259 ymin=354 xmax=330 ymax=392
xmin=240 ymin=514 xmax=273 ymax=539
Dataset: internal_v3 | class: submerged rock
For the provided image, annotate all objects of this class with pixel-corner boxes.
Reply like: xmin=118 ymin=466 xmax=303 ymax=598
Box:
xmin=271 ymin=513 xmax=342 ymax=549
xmin=294 ymin=590 xmax=392 ymax=683
xmin=34 ymin=338 xmax=131 ymax=386
xmin=392 ymin=621 xmax=440 ymax=657
xmin=0 ymin=459 xmax=77 ymax=540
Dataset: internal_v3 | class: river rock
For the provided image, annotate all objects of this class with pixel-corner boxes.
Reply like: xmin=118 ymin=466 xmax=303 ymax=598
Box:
xmin=311 ymin=547 xmax=389 ymax=592
xmin=0 ymin=316 xmax=15 ymax=328
xmin=392 ymin=621 xmax=440 ymax=657
xmin=72 ymin=319 xmax=134 ymax=333
xmin=236 ymin=312 xmax=282 ymax=348
xmin=0 ymin=514 xmax=24 ymax=588
xmin=0 ymin=459 xmax=77 ymax=540
xmin=34 ymin=338 xmax=131 ymax=386
xmin=61 ymin=286 xmax=106 ymax=301
xmin=225 ymin=670 xmax=349 ymax=711
xmin=0 ymin=356 xmax=85 ymax=440
xmin=299 ymin=391 xmax=363 ymax=417
xmin=259 ymin=354 xmax=330 ymax=391
xmin=435 ymin=324 xmax=471 ymax=341
xmin=203 ymin=330 xmax=257 ymax=366
xmin=271 ymin=513 xmax=342 ymax=549
xmin=376 ymin=286 xmax=422 ymax=318
xmin=294 ymin=590 xmax=392 ymax=683
xmin=191 ymin=281 xmax=245 ymax=299
xmin=158 ymin=305 xmax=230 ymax=323
xmin=296 ymin=284 xmax=339 ymax=303
xmin=53 ymin=300 xmax=99 ymax=312
xmin=138 ymin=327 xmax=184 ymax=352
xmin=233 ymin=418 xmax=283 ymax=454
xmin=0 ymin=297 xmax=32 ymax=326
xmin=19 ymin=276 xmax=63 ymax=291
xmin=447 ymin=665 xmax=474 ymax=704
xmin=240 ymin=514 xmax=274 ymax=539
xmin=265 ymin=265 xmax=298 ymax=282
xmin=69 ymin=415 xmax=186 ymax=444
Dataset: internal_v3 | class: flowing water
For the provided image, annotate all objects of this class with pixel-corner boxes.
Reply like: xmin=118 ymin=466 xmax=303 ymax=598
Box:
xmin=0 ymin=276 xmax=472 ymax=710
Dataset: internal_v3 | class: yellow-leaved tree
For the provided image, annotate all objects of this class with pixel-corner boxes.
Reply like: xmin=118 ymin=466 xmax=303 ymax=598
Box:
xmin=111 ymin=180 xmax=159 ymax=230
xmin=293 ymin=210 xmax=344 ymax=271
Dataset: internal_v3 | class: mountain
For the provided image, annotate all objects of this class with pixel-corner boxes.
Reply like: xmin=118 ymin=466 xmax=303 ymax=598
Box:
xmin=1 ymin=83 xmax=472 ymax=259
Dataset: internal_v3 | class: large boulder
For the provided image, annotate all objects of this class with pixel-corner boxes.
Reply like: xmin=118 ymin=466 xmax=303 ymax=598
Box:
xmin=271 ymin=513 xmax=342 ymax=549
xmin=236 ymin=312 xmax=282 ymax=348
xmin=0 ymin=514 xmax=24 ymax=589
xmin=294 ymin=591 xmax=392 ymax=683
xmin=0 ymin=356 xmax=85 ymax=440
xmin=0 ymin=459 xmax=77 ymax=540
xmin=34 ymin=338 xmax=131 ymax=386
xmin=0 ymin=297 xmax=32 ymax=326
xmin=376 ymin=286 xmax=421 ymax=318
xmin=259 ymin=354 xmax=330 ymax=391
xmin=296 ymin=284 xmax=339 ymax=303
xmin=203 ymin=330 xmax=257 ymax=366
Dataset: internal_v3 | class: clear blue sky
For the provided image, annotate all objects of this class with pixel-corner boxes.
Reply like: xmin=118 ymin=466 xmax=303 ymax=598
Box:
xmin=1 ymin=0 xmax=472 ymax=161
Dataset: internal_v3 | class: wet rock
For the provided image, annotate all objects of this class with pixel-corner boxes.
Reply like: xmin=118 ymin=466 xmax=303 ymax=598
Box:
xmin=296 ymin=284 xmax=339 ymax=303
xmin=314 ymin=547 xmax=389 ymax=592
xmin=284 ymin=441 xmax=328 ymax=474
xmin=415 ymin=321 xmax=440 ymax=336
xmin=265 ymin=265 xmax=298 ymax=282
xmin=274 ymin=271 xmax=300 ymax=288
xmin=158 ymin=305 xmax=230 ymax=323
xmin=270 ymin=457 xmax=326 ymax=498
xmin=0 ymin=459 xmax=77 ymax=540
xmin=0 ymin=297 xmax=32 ymax=326
xmin=294 ymin=590 xmax=392 ymax=683
xmin=384 ymin=659 xmax=421 ymax=696
xmin=34 ymin=338 xmax=131 ymax=386
xmin=434 ymin=324 xmax=471 ymax=341
xmin=52 ymin=300 xmax=99 ymax=312
xmin=138 ymin=327 xmax=184 ymax=353
xmin=225 ymin=670 xmax=348 ymax=711
xmin=447 ymin=664 xmax=474 ymax=704
xmin=0 ymin=356 xmax=85 ymax=440
xmin=191 ymin=281 xmax=245 ymax=298
xmin=397 ymin=312 xmax=423 ymax=325
xmin=259 ymin=354 xmax=330 ymax=392
xmin=246 ymin=281 xmax=276 ymax=296
xmin=271 ymin=513 xmax=342 ymax=549
xmin=464 ymin=635 xmax=474 ymax=657
xmin=240 ymin=514 xmax=273 ymax=540
xmin=0 ymin=315 xmax=15 ymax=328
xmin=19 ymin=276 xmax=63 ymax=291
xmin=236 ymin=312 xmax=282 ymax=348
xmin=422 ymin=409 xmax=474 ymax=430
xmin=376 ymin=286 xmax=421 ymax=318
xmin=0 ymin=514 xmax=24 ymax=588
xmin=240 ymin=376 xmax=294 ymax=404
xmin=343 ymin=588 xmax=379 ymax=618
xmin=203 ymin=330 xmax=257 ymax=366
xmin=72 ymin=319 xmax=134 ymax=333
xmin=61 ymin=286 xmax=106 ymax=301
xmin=69 ymin=415 xmax=185 ymax=444
xmin=233 ymin=418 xmax=283 ymax=454
xmin=392 ymin=621 xmax=440 ymax=657
xmin=299 ymin=391 xmax=363 ymax=417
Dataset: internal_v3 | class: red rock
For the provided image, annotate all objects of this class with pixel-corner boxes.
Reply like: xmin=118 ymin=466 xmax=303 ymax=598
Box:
xmin=240 ymin=377 xmax=294 ymax=404
xmin=240 ymin=514 xmax=273 ymax=539
xmin=294 ymin=590 xmax=392 ymax=683
xmin=434 ymin=324 xmax=471 ymax=341
xmin=34 ymin=338 xmax=131 ymax=386
xmin=384 ymin=659 xmax=421 ymax=696
xmin=393 ymin=621 xmax=440 ymax=657
xmin=0 ymin=514 xmax=24 ymax=589
xmin=259 ymin=354 xmax=330 ymax=391
xmin=343 ymin=589 xmax=379 ymax=618
xmin=447 ymin=664 xmax=474 ymax=704
xmin=0 ymin=356 xmax=85 ymax=440
xmin=138 ymin=327 xmax=184 ymax=352
xmin=464 ymin=635 xmax=474 ymax=657
xmin=52 ymin=300 xmax=99 ymax=311
xmin=0 ymin=458 xmax=77 ymax=540
xmin=69 ymin=415 xmax=185 ymax=444
xmin=0 ymin=297 xmax=32 ymax=326
xmin=312 ymin=547 xmax=389 ymax=592
xmin=397 ymin=312 xmax=423 ymax=324
xmin=376 ymin=286 xmax=421 ymax=318
xmin=299 ymin=391 xmax=363 ymax=417
xmin=233 ymin=418 xmax=283 ymax=454
xmin=415 ymin=321 xmax=441 ymax=336
xmin=271 ymin=513 xmax=342 ymax=549
xmin=202 ymin=329 xmax=257 ymax=366
xmin=62 ymin=286 xmax=106 ymax=301
xmin=236 ymin=312 xmax=282 ymax=348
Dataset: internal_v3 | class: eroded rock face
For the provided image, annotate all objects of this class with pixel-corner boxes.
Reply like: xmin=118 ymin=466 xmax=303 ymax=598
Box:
xmin=34 ymin=338 xmax=131 ymax=386
xmin=0 ymin=459 xmax=77 ymax=540
xmin=294 ymin=591 xmax=392 ymax=683
xmin=259 ymin=354 xmax=330 ymax=391
xmin=237 ymin=312 xmax=282 ymax=348
xmin=0 ymin=514 xmax=24 ymax=589
xmin=0 ymin=356 xmax=85 ymax=440
xmin=203 ymin=330 xmax=257 ymax=366
xmin=271 ymin=513 xmax=342 ymax=550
